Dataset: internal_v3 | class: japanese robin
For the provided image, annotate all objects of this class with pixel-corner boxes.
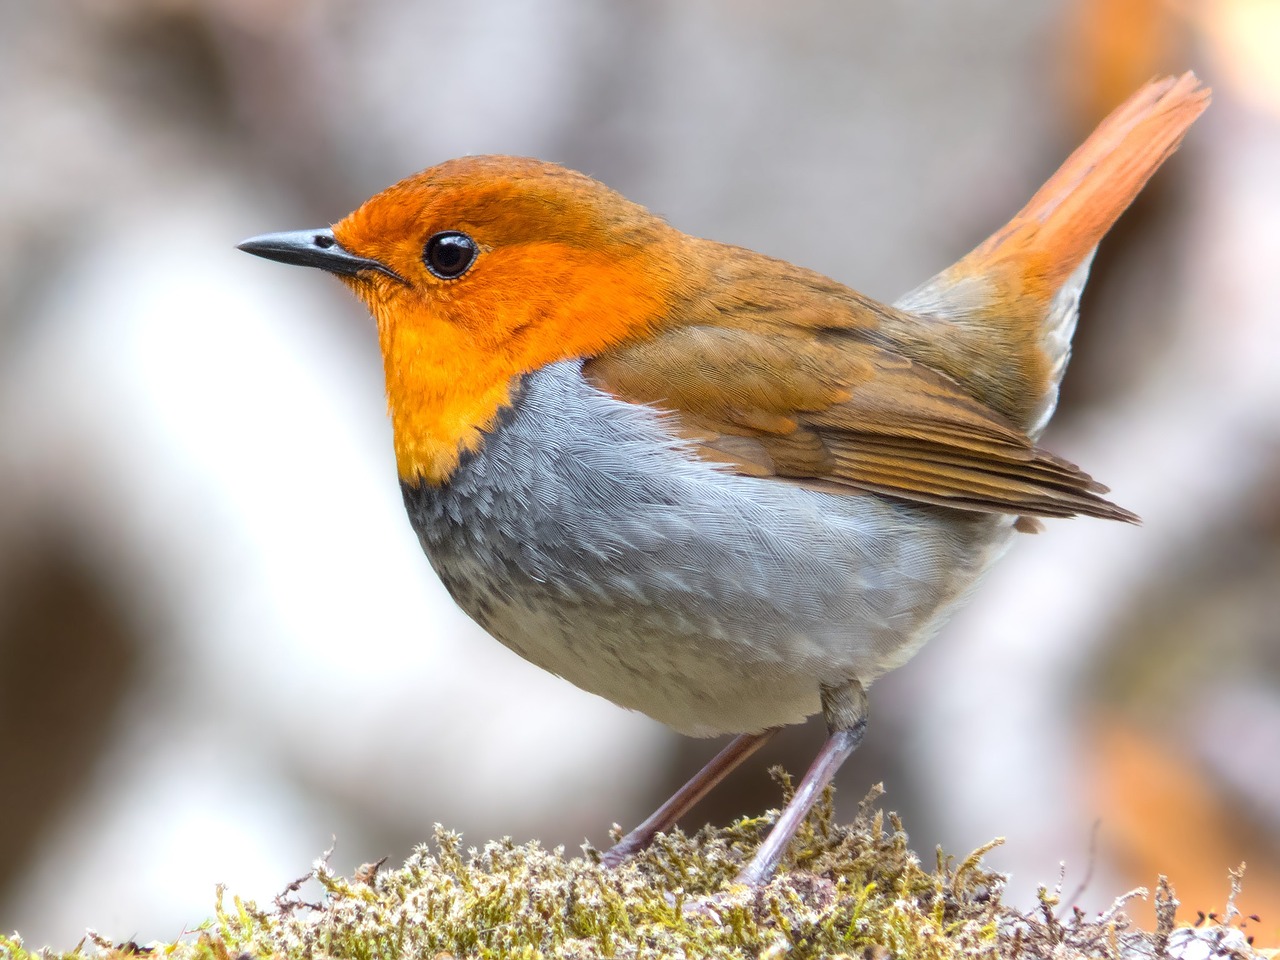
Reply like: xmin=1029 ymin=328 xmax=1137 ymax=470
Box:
xmin=239 ymin=73 xmax=1208 ymax=883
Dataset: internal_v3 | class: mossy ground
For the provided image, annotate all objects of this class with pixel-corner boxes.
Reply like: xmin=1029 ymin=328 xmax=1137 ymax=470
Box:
xmin=0 ymin=783 xmax=1265 ymax=960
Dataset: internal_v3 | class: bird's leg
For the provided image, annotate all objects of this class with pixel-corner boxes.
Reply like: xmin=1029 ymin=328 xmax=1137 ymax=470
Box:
xmin=735 ymin=679 xmax=868 ymax=886
xmin=600 ymin=728 xmax=779 ymax=867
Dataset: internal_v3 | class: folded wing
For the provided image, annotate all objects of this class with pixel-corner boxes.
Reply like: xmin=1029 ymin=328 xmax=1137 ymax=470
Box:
xmin=585 ymin=324 xmax=1138 ymax=522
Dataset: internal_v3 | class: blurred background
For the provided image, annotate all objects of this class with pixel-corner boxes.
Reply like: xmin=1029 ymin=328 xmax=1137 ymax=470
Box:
xmin=2 ymin=0 xmax=1278 ymax=949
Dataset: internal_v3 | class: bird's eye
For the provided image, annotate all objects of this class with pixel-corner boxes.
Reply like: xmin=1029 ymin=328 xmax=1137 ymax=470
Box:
xmin=423 ymin=231 xmax=478 ymax=280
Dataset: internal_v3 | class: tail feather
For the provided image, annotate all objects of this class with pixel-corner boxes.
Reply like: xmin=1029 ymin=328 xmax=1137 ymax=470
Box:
xmin=960 ymin=71 xmax=1210 ymax=301
xmin=893 ymin=72 xmax=1210 ymax=436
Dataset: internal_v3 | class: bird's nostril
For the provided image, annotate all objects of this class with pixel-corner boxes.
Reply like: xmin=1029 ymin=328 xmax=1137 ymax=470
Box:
xmin=315 ymin=234 xmax=335 ymax=249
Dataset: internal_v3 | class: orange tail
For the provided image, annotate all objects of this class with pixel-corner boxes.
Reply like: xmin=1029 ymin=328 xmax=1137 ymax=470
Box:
xmin=958 ymin=71 xmax=1210 ymax=301
xmin=895 ymin=72 xmax=1210 ymax=435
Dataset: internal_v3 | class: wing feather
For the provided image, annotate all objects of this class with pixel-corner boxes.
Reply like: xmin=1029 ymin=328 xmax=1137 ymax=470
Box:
xmin=585 ymin=323 xmax=1137 ymax=523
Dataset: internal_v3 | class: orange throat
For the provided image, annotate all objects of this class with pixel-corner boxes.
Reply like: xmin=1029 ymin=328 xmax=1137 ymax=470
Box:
xmin=373 ymin=309 xmax=521 ymax=487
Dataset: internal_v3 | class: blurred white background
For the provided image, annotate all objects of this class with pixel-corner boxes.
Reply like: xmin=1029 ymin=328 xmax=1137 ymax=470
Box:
xmin=2 ymin=0 xmax=1278 ymax=948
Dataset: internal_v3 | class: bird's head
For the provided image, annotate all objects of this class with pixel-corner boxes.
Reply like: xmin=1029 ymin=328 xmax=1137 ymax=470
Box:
xmin=239 ymin=156 xmax=702 ymax=485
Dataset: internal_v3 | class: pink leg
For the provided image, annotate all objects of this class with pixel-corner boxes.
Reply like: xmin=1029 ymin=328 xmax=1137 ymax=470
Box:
xmin=600 ymin=728 xmax=779 ymax=867
xmin=736 ymin=679 xmax=868 ymax=885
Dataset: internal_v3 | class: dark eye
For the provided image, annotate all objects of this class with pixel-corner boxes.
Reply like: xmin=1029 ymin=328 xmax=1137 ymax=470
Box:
xmin=423 ymin=231 xmax=478 ymax=279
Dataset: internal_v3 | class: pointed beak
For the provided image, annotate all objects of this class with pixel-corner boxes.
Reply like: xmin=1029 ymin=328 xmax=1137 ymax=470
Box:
xmin=237 ymin=228 xmax=403 ymax=282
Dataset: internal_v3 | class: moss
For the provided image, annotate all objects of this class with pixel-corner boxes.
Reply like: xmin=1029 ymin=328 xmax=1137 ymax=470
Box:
xmin=1 ymin=783 xmax=1264 ymax=960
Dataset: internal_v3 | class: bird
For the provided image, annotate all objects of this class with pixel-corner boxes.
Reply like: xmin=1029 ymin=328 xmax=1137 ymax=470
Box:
xmin=238 ymin=73 xmax=1208 ymax=886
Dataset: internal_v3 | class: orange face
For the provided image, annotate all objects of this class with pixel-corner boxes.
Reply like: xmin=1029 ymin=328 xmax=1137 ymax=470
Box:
xmin=330 ymin=156 xmax=700 ymax=485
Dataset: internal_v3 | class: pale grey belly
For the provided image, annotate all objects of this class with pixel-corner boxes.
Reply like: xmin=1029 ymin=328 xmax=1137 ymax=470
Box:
xmin=403 ymin=362 xmax=1013 ymax=737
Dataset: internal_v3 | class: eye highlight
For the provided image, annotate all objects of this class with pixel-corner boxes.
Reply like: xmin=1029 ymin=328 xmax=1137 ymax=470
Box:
xmin=423 ymin=231 xmax=478 ymax=280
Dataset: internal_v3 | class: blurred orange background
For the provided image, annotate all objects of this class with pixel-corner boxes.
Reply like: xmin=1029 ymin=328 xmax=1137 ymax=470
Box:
xmin=1 ymin=0 xmax=1277 ymax=949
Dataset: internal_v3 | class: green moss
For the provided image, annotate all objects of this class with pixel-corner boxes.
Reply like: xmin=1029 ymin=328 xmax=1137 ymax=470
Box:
xmin=197 ymin=784 xmax=1005 ymax=960
xmin=1 ymin=783 xmax=1262 ymax=960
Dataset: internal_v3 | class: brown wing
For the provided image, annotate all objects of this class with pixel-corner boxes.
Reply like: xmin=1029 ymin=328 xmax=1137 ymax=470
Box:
xmin=584 ymin=324 xmax=1138 ymax=523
